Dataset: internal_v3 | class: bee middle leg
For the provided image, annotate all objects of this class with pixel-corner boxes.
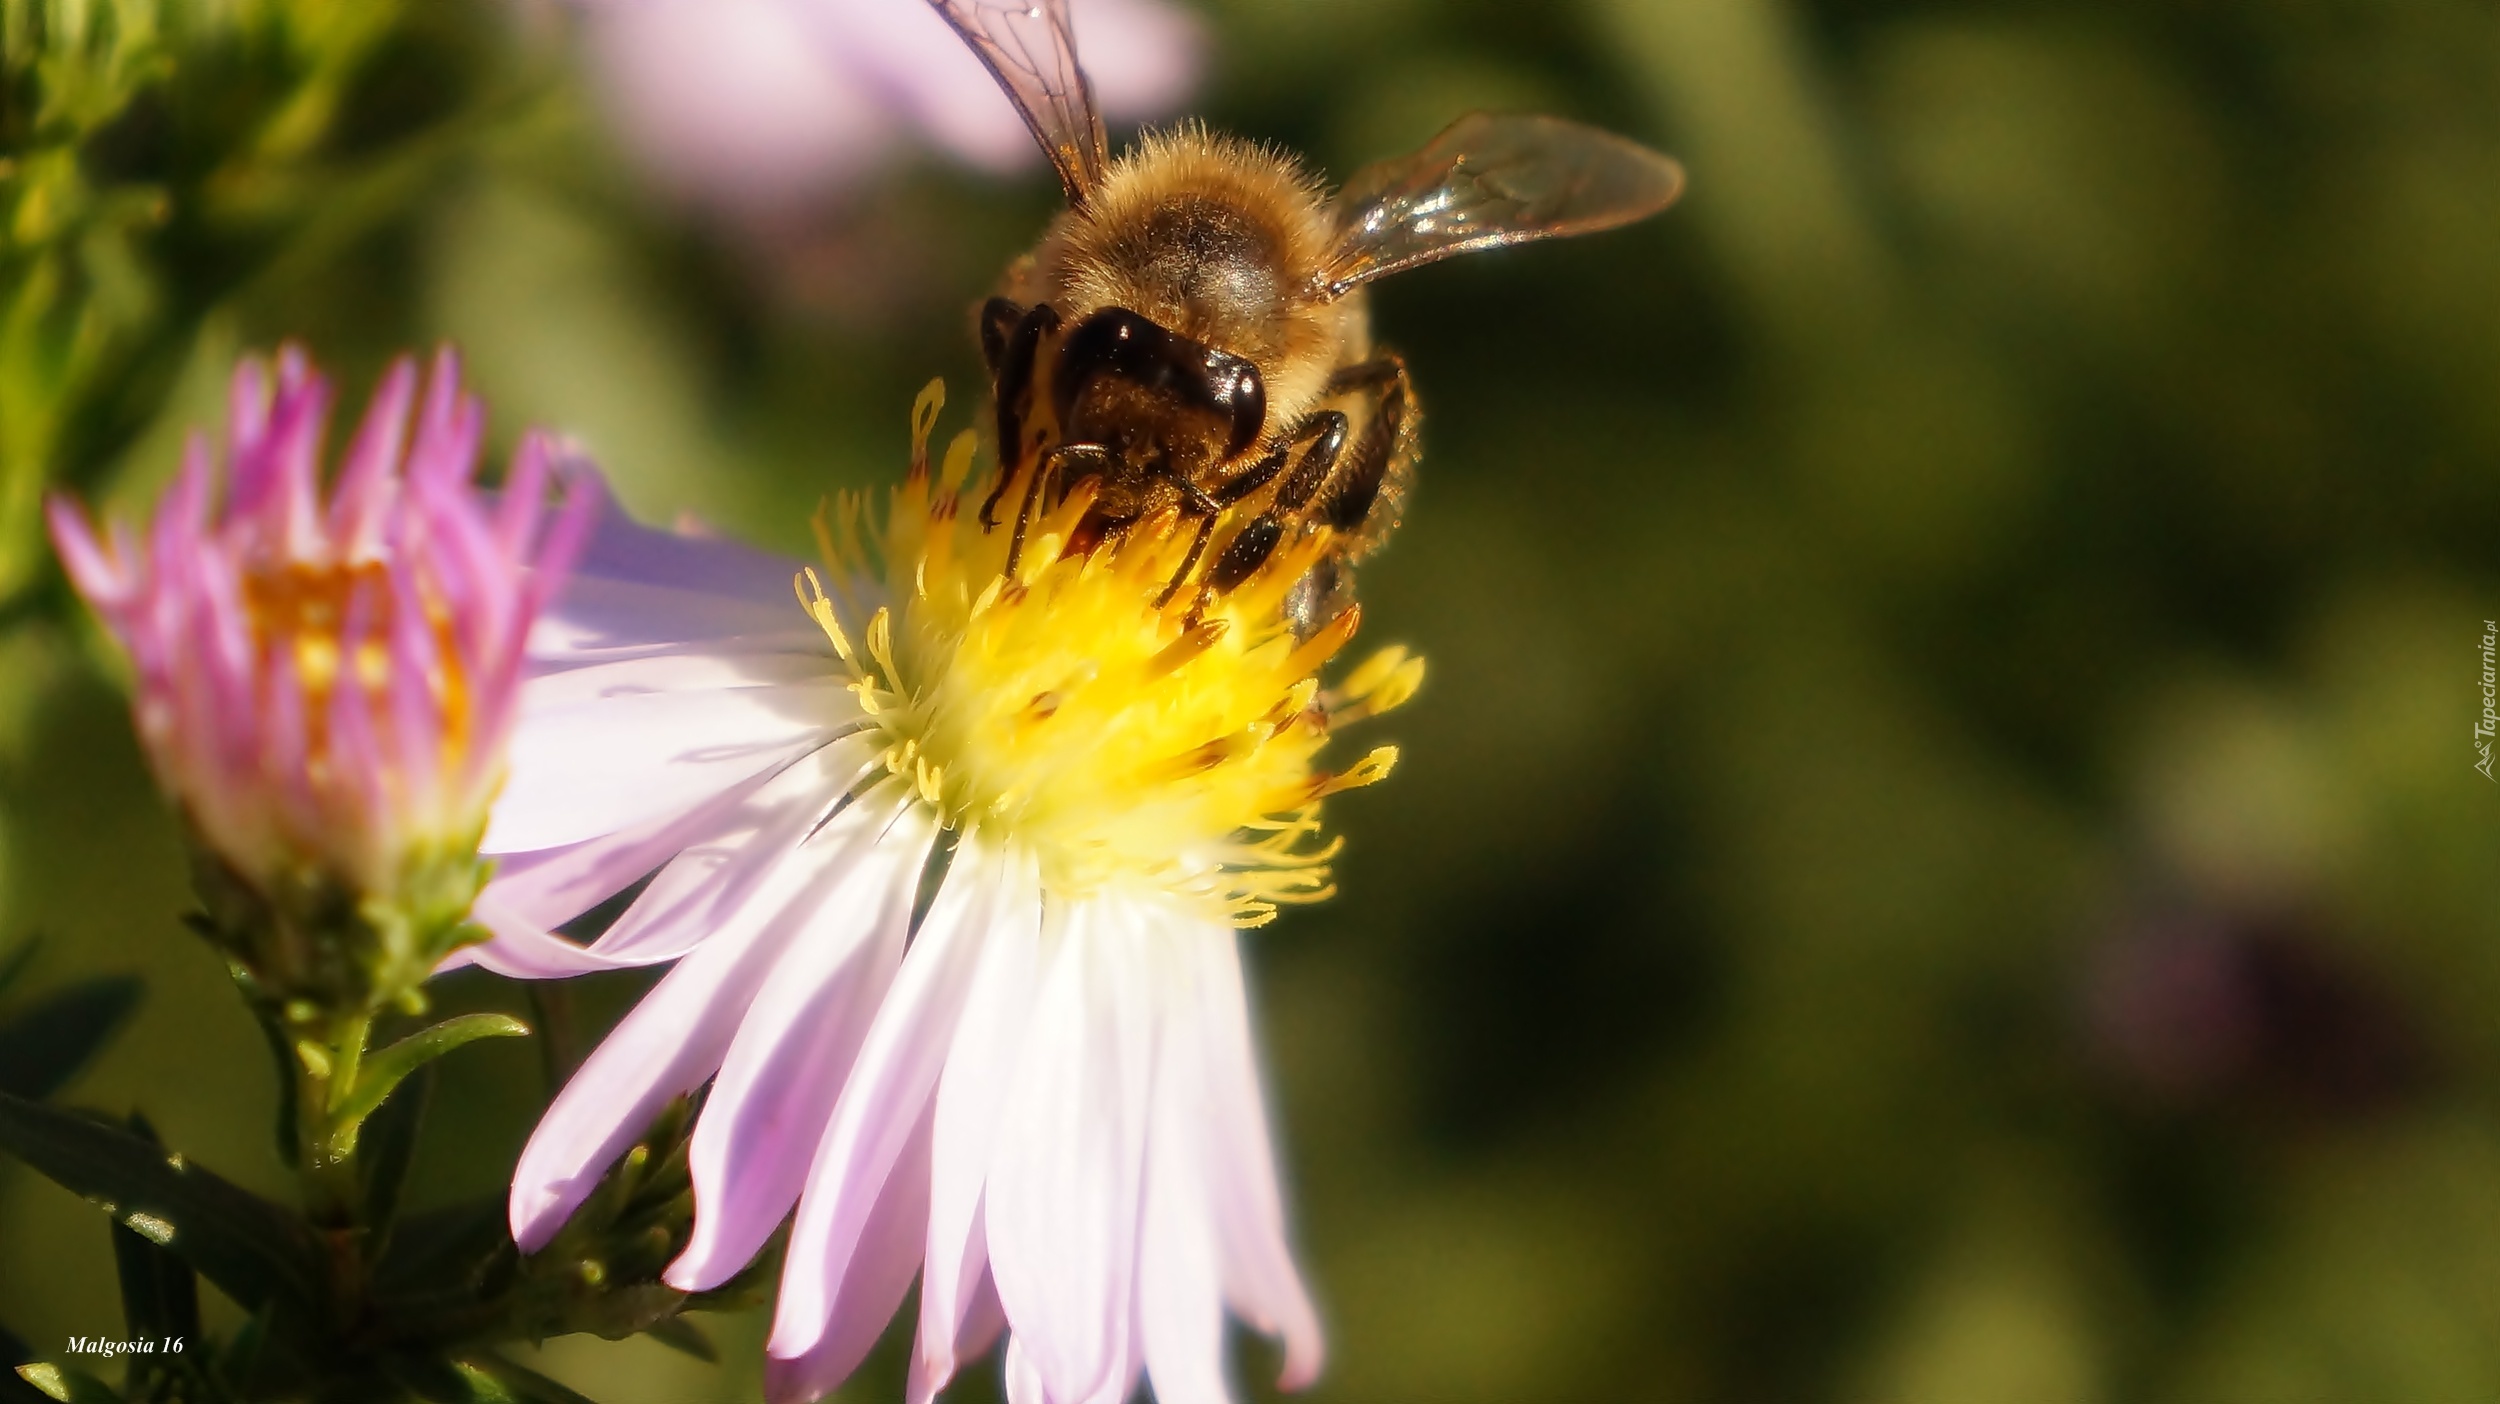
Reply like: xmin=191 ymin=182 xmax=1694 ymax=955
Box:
xmin=1206 ymin=411 xmax=1351 ymax=593
xmin=1145 ymin=424 xmax=1319 ymax=605
xmin=1281 ymin=356 xmax=1413 ymax=636
xmin=1313 ymin=353 xmax=1414 ymax=539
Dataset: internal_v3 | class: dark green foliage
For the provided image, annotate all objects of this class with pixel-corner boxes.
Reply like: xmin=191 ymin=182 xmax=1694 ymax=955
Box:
xmin=357 ymin=1066 xmax=431 ymax=1265
xmin=108 ymin=1118 xmax=212 ymax=1404
xmin=0 ymin=972 xmax=141 ymax=1101
xmin=0 ymin=1091 xmax=321 ymax=1313
xmin=0 ymin=1067 xmax=733 ymax=1399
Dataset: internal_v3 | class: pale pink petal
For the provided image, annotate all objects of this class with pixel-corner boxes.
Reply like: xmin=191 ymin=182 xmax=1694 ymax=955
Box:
xmin=985 ymin=897 xmax=1155 ymax=1404
xmin=45 ymin=498 xmax=122 ymax=604
xmin=665 ymin=802 xmax=935 ymax=1289
xmin=481 ymin=678 xmax=854 ymax=853
xmin=567 ymin=492 xmax=808 ymax=600
xmin=409 ymin=348 xmax=482 ymax=493
xmin=770 ymin=834 xmax=1010 ymax=1359
xmin=762 ymin=1105 xmax=936 ymax=1404
xmin=1195 ymin=924 xmax=1325 ymax=1388
xmin=1138 ymin=932 xmax=1230 ymax=1404
xmin=574 ymin=743 xmax=880 ymax=965
xmin=469 ymin=753 xmax=798 ymax=965
xmin=823 ymin=0 xmax=1030 ymax=172
xmin=1067 ymin=0 xmax=1202 ymax=125
xmin=507 ymin=781 xmax=893 ymax=1250
xmin=913 ymin=847 xmax=1045 ymax=1399
xmin=1003 ymin=1336 xmax=1047 ymax=1404
xmin=264 ymin=369 xmax=330 ymax=560
xmin=493 ymin=433 xmax=554 ymax=563
xmin=513 ymin=648 xmax=843 ymax=712
xmin=907 ymin=1266 xmax=1006 ymax=1404
xmin=530 ymin=573 xmax=827 ymax=664
xmin=586 ymin=0 xmax=896 ymax=207
xmin=573 ymin=0 xmax=1199 ymax=207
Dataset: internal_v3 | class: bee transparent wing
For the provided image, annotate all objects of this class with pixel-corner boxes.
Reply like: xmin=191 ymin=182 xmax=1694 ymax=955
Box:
xmin=924 ymin=0 xmax=1110 ymax=203
xmin=1319 ymin=113 xmax=1686 ymax=297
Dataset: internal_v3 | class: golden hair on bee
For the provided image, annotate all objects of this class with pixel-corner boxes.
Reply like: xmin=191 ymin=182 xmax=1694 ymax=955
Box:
xmin=1005 ymin=122 xmax=1363 ymax=443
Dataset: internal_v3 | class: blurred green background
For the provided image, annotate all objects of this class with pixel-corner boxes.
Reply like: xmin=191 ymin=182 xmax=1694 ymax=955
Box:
xmin=6 ymin=0 xmax=2500 ymax=1399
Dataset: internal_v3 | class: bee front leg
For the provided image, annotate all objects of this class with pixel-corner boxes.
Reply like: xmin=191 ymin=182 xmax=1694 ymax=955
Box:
xmin=1005 ymin=441 xmax=1112 ymax=579
xmin=978 ymin=296 xmax=1023 ymax=373
xmin=979 ymin=301 xmax=1064 ymax=529
xmin=1154 ymin=479 xmax=1228 ymax=609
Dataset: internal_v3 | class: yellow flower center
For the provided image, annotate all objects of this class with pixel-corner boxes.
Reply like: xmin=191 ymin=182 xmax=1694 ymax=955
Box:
xmin=798 ymin=382 xmax=1423 ymax=926
xmin=241 ymin=558 xmax=471 ymax=790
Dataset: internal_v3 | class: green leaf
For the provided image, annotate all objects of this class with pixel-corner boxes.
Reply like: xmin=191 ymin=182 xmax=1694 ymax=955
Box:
xmin=214 ymin=1299 xmax=310 ymax=1403
xmin=0 ymin=976 xmax=143 ymax=1101
xmin=0 ymin=1321 xmax=50 ymax=1404
xmin=451 ymin=1356 xmax=599 ymax=1404
xmin=373 ymin=1196 xmax=517 ymax=1337
xmin=110 ymin=1159 xmax=201 ymax=1347
xmin=389 ymin=1354 xmax=486 ymax=1404
xmin=110 ymin=1117 xmax=202 ymax=1356
xmin=334 ymin=1014 xmax=528 ymax=1135
xmin=10 ymin=1364 xmax=121 ymax=1404
xmin=0 ymin=1090 xmax=321 ymax=1312
xmin=360 ymin=1062 xmax=431 ymax=1247
xmin=248 ymin=1006 xmax=299 ymax=1169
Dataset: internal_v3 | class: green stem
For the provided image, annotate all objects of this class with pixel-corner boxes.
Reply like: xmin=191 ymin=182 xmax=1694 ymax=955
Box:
xmin=292 ymin=1008 xmax=373 ymax=1324
xmin=325 ymin=1013 xmax=369 ymax=1118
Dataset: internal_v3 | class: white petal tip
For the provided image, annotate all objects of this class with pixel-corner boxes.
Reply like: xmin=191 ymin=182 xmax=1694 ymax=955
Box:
xmin=765 ymin=1314 xmax=824 ymax=1362
xmin=659 ymin=1254 xmax=716 ymax=1294
xmin=509 ymin=1201 xmax=558 ymax=1255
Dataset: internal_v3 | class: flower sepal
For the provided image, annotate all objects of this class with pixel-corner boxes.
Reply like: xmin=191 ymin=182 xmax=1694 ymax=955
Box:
xmin=495 ymin=1098 xmax=774 ymax=1350
xmin=186 ymin=833 xmax=493 ymax=1030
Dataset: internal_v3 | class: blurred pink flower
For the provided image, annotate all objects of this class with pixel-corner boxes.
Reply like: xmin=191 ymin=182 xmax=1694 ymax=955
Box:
xmin=573 ymin=0 xmax=1202 ymax=208
xmin=47 ymin=348 xmax=598 ymax=900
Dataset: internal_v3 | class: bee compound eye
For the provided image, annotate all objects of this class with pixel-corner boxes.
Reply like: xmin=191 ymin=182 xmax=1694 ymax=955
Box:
xmin=1222 ymin=365 xmax=1267 ymax=459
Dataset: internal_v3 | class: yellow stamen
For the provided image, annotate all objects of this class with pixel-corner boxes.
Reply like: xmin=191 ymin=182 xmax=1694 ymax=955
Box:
xmin=243 ymin=559 xmax=469 ymax=773
xmin=799 ymin=381 xmax=1426 ymax=925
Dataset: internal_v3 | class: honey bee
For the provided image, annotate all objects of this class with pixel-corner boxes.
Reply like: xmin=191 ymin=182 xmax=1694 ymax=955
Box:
xmin=928 ymin=0 xmax=1685 ymax=632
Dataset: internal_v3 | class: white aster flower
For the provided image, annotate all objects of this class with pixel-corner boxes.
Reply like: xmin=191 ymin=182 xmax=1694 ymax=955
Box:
xmin=464 ymin=385 xmax=1421 ymax=1403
